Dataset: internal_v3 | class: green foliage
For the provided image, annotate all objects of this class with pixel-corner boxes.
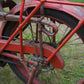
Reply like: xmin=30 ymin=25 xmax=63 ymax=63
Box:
xmin=13 ymin=0 xmax=84 ymax=3
xmin=0 ymin=65 xmax=23 ymax=84
xmin=68 ymin=0 xmax=84 ymax=3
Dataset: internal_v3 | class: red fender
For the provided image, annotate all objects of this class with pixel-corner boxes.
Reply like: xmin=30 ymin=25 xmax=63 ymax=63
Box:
xmin=9 ymin=1 xmax=84 ymax=20
xmin=0 ymin=1 xmax=16 ymax=37
xmin=0 ymin=1 xmax=84 ymax=69
xmin=0 ymin=1 xmax=84 ymax=41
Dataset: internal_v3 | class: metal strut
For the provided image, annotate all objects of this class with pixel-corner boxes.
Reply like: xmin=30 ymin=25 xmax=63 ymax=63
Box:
xmin=0 ymin=2 xmax=4 ymax=12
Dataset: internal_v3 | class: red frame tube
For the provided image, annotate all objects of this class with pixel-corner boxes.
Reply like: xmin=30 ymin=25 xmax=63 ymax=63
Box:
xmin=46 ymin=19 xmax=84 ymax=63
xmin=20 ymin=0 xmax=25 ymax=58
xmin=0 ymin=0 xmax=45 ymax=54
xmin=0 ymin=0 xmax=84 ymax=65
xmin=1 ymin=1 xmax=84 ymax=83
xmin=2 ymin=52 xmax=35 ymax=65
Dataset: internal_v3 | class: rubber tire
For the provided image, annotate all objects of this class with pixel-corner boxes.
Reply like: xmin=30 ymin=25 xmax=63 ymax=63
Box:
xmin=2 ymin=8 xmax=84 ymax=84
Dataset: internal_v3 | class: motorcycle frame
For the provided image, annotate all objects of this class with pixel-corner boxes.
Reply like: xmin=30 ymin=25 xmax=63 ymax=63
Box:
xmin=0 ymin=0 xmax=84 ymax=70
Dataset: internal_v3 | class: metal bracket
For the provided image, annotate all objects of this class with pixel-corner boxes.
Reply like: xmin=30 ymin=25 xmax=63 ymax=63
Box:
xmin=40 ymin=3 xmax=44 ymax=15
xmin=0 ymin=2 xmax=4 ymax=12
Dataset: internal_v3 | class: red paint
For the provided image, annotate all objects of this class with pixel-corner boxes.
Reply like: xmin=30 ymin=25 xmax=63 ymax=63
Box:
xmin=19 ymin=0 xmax=25 ymax=58
xmin=0 ymin=0 xmax=84 ymax=68
xmin=46 ymin=0 xmax=84 ymax=6
xmin=0 ymin=39 xmax=64 ymax=69
xmin=46 ymin=19 xmax=84 ymax=63
xmin=0 ymin=1 xmax=44 ymax=54
xmin=5 ymin=1 xmax=84 ymax=42
xmin=9 ymin=1 xmax=84 ymax=21
xmin=0 ymin=0 xmax=84 ymax=83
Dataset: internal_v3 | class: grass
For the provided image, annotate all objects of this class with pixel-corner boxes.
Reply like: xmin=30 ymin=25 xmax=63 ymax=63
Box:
xmin=1 ymin=26 xmax=83 ymax=84
xmin=68 ymin=0 xmax=84 ymax=3
xmin=0 ymin=0 xmax=84 ymax=84
xmin=0 ymin=64 xmax=23 ymax=84
xmin=13 ymin=0 xmax=84 ymax=3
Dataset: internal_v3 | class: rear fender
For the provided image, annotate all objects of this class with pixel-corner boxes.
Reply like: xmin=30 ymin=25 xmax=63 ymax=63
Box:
xmin=1 ymin=1 xmax=84 ymax=41
xmin=0 ymin=1 xmax=84 ymax=69
xmin=9 ymin=1 xmax=84 ymax=20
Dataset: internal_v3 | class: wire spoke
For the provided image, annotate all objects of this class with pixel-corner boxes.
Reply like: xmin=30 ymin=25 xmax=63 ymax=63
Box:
xmin=68 ymin=43 xmax=83 ymax=45
xmin=62 ymin=26 xmax=69 ymax=38
xmin=67 ymin=37 xmax=80 ymax=43
xmin=29 ymin=24 xmax=38 ymax=58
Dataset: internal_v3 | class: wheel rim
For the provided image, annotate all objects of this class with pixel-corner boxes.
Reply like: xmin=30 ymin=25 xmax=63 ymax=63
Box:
xmin=2 ymin=9 xmax=84 ymax=83
xmin=8 ymin=15 xmax=84 ymax=84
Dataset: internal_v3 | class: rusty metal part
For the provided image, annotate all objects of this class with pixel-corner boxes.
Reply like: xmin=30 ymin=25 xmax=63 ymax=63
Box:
xmin=27 ymin=66 xmax=37 ymax=84
xmin=0 ymin=12 xmax=58 ymax=36
xmin=0 ymin=12 xmax=22 ymax=21
xmin=38 ymin=23 xmax=43 ymax=59
xmin=0 ymin=3 xmax=4 ymax=21
xmin=0 ymin=3 xmax=4 ymax=12
xmin=29 ymin=24 xmax=38 ymax=60
xmin=40 ymin=2 xmax=44 ymax=15
xmin=0 ymin=39 xmax=64 ymax=69
xmin=2 ymin=52 xmax=36 ymax=65
xmin=2 ymin=1 xmax=84 ymax=42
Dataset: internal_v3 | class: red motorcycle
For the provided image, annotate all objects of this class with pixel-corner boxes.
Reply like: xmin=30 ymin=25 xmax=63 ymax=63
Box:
xmin=0 ymin=0 xmax=84 ymax=84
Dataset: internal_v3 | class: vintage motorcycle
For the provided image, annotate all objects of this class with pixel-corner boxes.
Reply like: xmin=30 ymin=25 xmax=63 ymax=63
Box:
xmin=0 ymin=0 xmax=84 ymax=84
